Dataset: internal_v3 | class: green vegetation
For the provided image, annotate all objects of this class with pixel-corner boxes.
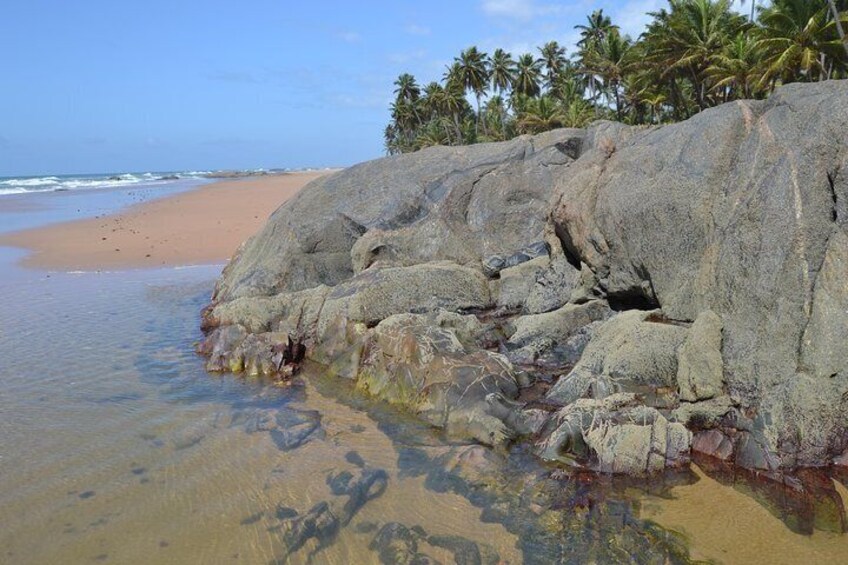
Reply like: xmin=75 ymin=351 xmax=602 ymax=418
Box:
xmin=385 ymin=0 xmax=848 ymax=154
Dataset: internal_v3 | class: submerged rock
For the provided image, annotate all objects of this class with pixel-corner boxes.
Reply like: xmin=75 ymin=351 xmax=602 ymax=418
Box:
xmin=201 ymin=81 xmax=848 ymax=475
xmin=269 ymin=409 xmax=322 ymax=451
xmin=279 ymin=467 xmax=389 ymax=559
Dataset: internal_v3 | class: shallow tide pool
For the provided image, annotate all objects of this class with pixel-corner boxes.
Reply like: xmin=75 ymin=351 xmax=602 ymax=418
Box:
xmin=0 ymin=207 xmax=846 ymax=563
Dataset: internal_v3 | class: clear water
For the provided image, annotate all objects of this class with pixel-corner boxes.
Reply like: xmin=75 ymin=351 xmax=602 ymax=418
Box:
xmin=0 ymin=264 xmax=524 ymax=564
xmin=0 ymin=179 xmax=210 ymax=235
xmin=0 ymin=190 xmax=846 ymax=564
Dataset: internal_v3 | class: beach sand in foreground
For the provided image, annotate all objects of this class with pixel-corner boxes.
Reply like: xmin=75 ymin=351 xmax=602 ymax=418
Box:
xmin=0 ymin=171 xmax=333 ymax=271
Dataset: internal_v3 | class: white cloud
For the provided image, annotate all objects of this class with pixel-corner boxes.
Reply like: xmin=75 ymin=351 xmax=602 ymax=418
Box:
xmin=480 ymin=0 xmax=561 ymax=21
xmin=337 ymin=30 xmax=362 ymax=43
xmin=207 ymin=70 xmax=260 ymax=84
xmin=387 ymin=49 xmax=429 ymax=64
xmin=497 ymin=41 xmax=536 ymax=56
xmin=611 ymin=0 xmax=666 ymax=39
xmin=404 ymin=24 xmax=431 ymax=36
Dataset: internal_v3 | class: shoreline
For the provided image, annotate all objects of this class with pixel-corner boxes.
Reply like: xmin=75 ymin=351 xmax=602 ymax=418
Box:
xmin=0 ymin=171 xmax=334 ymax=271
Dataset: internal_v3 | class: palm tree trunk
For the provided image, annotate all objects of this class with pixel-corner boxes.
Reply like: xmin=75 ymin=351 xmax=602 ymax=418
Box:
xmin=474 ymin=95 xmax=481 ymax=137
xmin=453 ymin=113 xmax=463 ymax=143
xmin=613 ymin=83 xmax=622 ymax=121
xmin=477 ymin=93 xmax=489 ymax=137
xmin=827 ymin=0 xmax=848 ymax=59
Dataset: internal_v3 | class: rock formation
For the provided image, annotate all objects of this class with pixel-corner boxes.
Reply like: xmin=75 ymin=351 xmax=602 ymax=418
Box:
xmin=200 ymin=81 xmax=848 ymax=477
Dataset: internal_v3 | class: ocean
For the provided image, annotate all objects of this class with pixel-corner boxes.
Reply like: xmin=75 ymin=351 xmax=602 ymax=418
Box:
xmin=0 ymin=172 xmax=215 ymax=196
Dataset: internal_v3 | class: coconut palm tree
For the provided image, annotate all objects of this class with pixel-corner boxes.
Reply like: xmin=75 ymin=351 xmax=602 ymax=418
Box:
xmin=421 ymin=82 xmax=444 ymax=120
xmin=584 ymin=30 xmax=633 ymax=120
xmin=828 ymin=0 xmax=848 ymax=58
xmin=575 ymin=9 xmax=617 ymax=48
xmin=490 ymin=48 xmax=517 ymax=94
xmin=549 ymin=72 xmax=583 ymax=104
xmin=483 ymin=95 xmax=510 ymax=140
xmin=415 ymin=119 xmax=451 ymax=149
xmin=384 ymin=124 xmax=401 ymax=154
xmin=454 ymin=47 xmax=491 ymax=135
xmin=390 ymin=98 xmax=419 ymax=151
xmin=382 ymin=0 xmax=848 ymax=151
xmin=654 ymin=0 xmax=744 ymax=109
xmin=420 ymin=82 xmax=456 ymax=142
xmin=539 ymin=41 xmax=568 ymax=91
xmin=393 ymin=73 xmax=420 ymax=103
xmin=517 ymin=96 xmax=567 ymax=134
xmin=707 ymin=32 xmax=763 ymax=98
xmin=757 ymin=0 xmax=848 ymax=83
xmin=561 ymin=98 xmax=597 ymax=128
xmin=513 ymin=53 xmax=543 ymax=97
xmin=442 ymin=67 xmax=469 ymax=142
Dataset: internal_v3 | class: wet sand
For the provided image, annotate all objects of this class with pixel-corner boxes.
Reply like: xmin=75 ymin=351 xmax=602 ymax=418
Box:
xmin=641 ymin=465 xmax=848 ymax=564
xmin=0 ymin=171 xmax=333 ymax=271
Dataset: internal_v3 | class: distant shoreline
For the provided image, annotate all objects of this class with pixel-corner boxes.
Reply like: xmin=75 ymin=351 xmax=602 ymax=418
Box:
xmin=0 ymin=170 xmax=336 ymax=271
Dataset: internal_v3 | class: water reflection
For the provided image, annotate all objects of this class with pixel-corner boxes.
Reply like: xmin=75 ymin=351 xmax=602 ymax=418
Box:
xmin=0 ymin=264 xmax=845 ymax=563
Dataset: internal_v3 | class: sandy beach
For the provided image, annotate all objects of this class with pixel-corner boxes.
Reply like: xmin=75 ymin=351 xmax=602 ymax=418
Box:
xmin=0 ymin=171 xmax=332 ymax=271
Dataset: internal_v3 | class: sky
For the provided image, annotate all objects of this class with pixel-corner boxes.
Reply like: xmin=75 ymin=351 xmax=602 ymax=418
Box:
xmin=0 ymin=0 xmax=676 ymax=176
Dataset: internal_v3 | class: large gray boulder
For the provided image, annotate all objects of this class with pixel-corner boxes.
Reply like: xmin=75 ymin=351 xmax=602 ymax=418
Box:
xmin=201 ymin=80 xmax=848 ymax=474
xmin=214 ymin=129 xmax=584 ymax=302
xmin=551 ymin=81 xmax=848 ymax=468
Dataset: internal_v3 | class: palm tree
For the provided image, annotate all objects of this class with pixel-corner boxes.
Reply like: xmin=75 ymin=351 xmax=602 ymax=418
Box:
xmin=549 ymin=72 xmax=583 ymax=104
xmin=828 ymin=0 xmax=848 ymax=58
xmin=575 ymin=10 xmax=618 ymax=101
xmin=421 ymin=82 xmax=444 ymax=120
xmin=383 ymin=1 xmax=848 ymax=152
xmin=442 ymin=67 xmax=469 ymax=142
xmin=483 ymin=95 xmax=510 ymax=140
xmin=454 ymin=46 xmax=491 ymax=135
xmin=421 ymin=82 xmax=455 ymax=142
xmin=390 ymin=98 xmax=418 ymax=151
xmin=415 ymin=119 xmax=451 ymax=149
xmin=654 ymin=0 xmax=744 ymax=109
xmin=517 ymin=96 xmax=567 ymax=134
xmin=707 ymin=32 xmax=762 ymax=98
xmin=513 ymin=53 xmax=543 ymax=97
xmin=539 ymin=41 xmax=568 ymax=91
xmin=561 ymin=98 xmax=598 ymax=128
xmin=393 ymin=73 xmax=422 ymax=129
xmin=575 ymin=9 xmax=617 ymax=48
xmin=584 ymin=30 xmax=633 ymax=120
xmin=490 ymin=48 xmax=517 ymax=94
xmin=757 ymin=0 xmax=848 ymax=83
xmin=384 ymin=124 xmax=401 ymax=155
xmin=393 ymin=73 xmax=420 ymax=103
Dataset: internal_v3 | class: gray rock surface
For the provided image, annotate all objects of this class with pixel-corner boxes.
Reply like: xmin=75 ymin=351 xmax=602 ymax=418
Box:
xmin=201 ymin=81 xmax=848 ymax=473
xmin=676 ymin=310 xmax=724 ymax=401
xmin=546 ymin=310 xmax=688 ymax=405
xmin=214 ymin=130 xmax=583 ymax=303
xmin=551 ymin=81 xmax=848 ymax=467
xmin=538 ymin=393 xmax=691 ymax=476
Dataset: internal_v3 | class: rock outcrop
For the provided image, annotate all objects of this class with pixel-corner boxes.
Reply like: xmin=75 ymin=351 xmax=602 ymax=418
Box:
xmin=200 ymin=81 xmax=848 ymax=477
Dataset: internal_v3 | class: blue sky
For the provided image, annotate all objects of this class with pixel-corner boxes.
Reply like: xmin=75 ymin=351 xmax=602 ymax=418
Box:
xmin=0 ymin=0 xmax=673 ymax=176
